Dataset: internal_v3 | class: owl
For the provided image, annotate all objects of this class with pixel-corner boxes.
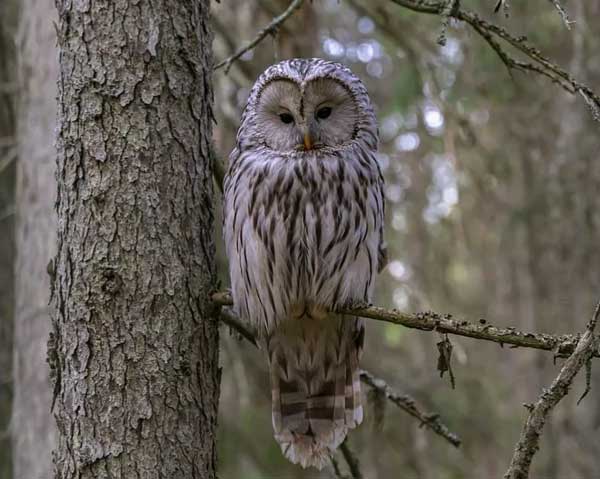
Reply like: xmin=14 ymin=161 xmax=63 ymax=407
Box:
xmin=223 ymin=58 xmax=385 ymax=469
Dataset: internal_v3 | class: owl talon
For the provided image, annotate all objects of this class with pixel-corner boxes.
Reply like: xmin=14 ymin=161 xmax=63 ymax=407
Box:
xmin=340 ymin=299 xmax=370 ymax=312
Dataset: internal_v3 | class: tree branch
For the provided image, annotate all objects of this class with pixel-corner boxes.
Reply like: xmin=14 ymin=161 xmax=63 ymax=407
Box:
xmin=387 ymin=0 xmax=600 ymax=122
xmin=330 ymin=454 xmax=348 ymax=479
xmin=548 ymin=0 xmax=573 ymax=30
xmin=213 ymin=0 xmax=305 ymax=74
xmin=216 ymin=293 xmax=461 ymax=448
xmin=219 ymin=307 xmax=258 ymax=347
xmin=211 ymin=291 xmax=599 ymax=358
xmin=360 ymin=369 xmax=461 ymax=447
xmin=339 ymin=440 xmax=363 ymax=479
xmin=504 ymin=300 xmax=600 ymax=479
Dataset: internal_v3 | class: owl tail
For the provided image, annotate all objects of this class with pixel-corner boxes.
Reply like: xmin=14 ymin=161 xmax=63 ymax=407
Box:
xmin=267 ymin=315 xmax=364 ymax=469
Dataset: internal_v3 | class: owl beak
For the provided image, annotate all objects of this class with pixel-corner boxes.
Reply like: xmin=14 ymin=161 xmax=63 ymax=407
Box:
xmin=303 ymin=133 xmax=313 ymax=150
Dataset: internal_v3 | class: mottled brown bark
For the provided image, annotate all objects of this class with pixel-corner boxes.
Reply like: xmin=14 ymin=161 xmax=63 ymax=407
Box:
xmin=51 ymin=1 xmax=219 ymax=478
xmin=12 ymin=0 xmax=58 ymax=477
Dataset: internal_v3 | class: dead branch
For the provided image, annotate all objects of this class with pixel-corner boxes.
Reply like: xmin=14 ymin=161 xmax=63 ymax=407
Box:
xmin=339 ymin=440 xmax=363 ymax=479
xmin=219 ymin=307 xmax=258 ymax=347
xmin=213 ymin=0 xmax=304 ymax=74
xmin=360 ymin=369 xmax=461 ymax=447
xmin=504 ymin=300 xmax=600 ymax=479
xmin=387 ymin=0 xmax=600 ymax=122
xmin=330 ymin=454 xmax=348 ymax=479
xmin=216 ymin=296 xmax=461 ymax=448
xmin=211 ymin=291 xmax=598 ymax=358
xmin=548 ymin=0 xmax=573 ymax=30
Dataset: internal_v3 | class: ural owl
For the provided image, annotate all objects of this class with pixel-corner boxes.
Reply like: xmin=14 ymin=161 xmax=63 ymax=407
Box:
xmin=223 ymin=58 xmax=385 ymax=469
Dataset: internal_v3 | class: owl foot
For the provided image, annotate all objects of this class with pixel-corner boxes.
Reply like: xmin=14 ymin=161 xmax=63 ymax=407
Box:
xmin=339 ymin=299 xmax=371 ymax=312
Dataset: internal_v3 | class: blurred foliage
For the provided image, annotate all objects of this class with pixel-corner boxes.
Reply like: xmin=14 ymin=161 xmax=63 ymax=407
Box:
xmin=0 ymin=0 xmax=17 ymax=476
xmin=212 ymin=0 xmax=600 ymax=477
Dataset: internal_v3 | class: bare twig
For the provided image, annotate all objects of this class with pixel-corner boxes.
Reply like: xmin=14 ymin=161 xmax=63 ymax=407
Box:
xmin=437 ymin=0 xmax=459 ymax=46
xmin=330 ymin=455 xmax=348 ymax=479
xmin=212 ymin=16 xmax=255 ymax=80
xmin=219 ymin=307 xmax=258 ymax=347
xmin=579 ymin=89 xmax=600 ymax=123
xmin=548 ymin=0 xmax=573 ymax=30
xmin=339 ymin=440 xmax=363 ymax=479
xmin=213 ymin=0 xmax=304 ymax=74
xmin=360 ymin=369 xmax=461 ymax=447
xmin=494 ymin=0 xmax=510 ymax=18
xmin=387 ymin=0 xmax=600 ymax=122
xmin=504 ymin=300 xmax=600 ymax=479
xmin=211 ymin=291 xmax=599 ymax=358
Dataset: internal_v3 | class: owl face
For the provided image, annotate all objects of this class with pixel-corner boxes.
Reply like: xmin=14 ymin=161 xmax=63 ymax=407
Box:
xmin=239 ymin=59 xmax=378 ymax=154
xmin=255 ymin=77 xmax=359 ymax=152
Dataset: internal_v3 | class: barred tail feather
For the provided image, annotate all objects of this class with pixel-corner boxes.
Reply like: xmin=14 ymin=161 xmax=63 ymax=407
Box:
xmin=269 ymin=315 xmax=363 ymax=469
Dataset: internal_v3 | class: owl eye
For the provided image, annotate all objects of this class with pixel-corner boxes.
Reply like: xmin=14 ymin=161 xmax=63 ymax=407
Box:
xmin=279 ymin=112 xmax=294 ymax=124
xmin=316 ymin=106 xmax=332 ymax=120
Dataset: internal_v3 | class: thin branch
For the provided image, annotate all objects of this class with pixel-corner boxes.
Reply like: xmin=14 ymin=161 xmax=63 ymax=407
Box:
xmin=504 ymin=300 xmax=600 ymax=479
xmin=329 ymin=455 xmax=348 ymax=479
xmin=579 ymin=89 xmax=600 ymax=123
xmin=360 ymin=369 xmax=461 ymax=447
xmin=212 ymin=16 xmax=255 ymax=80
xmin=494 ymin=0 xmax=510 ymax=18
xmin=339 ymin=440 xmax=363 ymax=479
xmin=548 ymin=0 xmax=573 ymax=30
xmin=388 ymin=0 xmax=600 ymax=122
xmin=437 ymin=0 xmax=459 ymax=46
xmin=215 ymin=296 xmax=461 ymax=447
xmin=211 ymin=291 xmax=599 ymax=358
xmin=213 ymin=0 xmax=304 ymax=74
xmin=219 ymin=307 xmax=258 ymax=347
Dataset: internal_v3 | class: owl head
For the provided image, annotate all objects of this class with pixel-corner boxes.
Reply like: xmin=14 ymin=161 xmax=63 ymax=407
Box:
xmin=237 ymin=58 xmax=378 ymax=153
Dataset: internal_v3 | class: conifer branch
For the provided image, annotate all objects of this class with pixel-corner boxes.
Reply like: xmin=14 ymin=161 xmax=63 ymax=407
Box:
xmin=212 ymin=291 xmax=599 ymax=358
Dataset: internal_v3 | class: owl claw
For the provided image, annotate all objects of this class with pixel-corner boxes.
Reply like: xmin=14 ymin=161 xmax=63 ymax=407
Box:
xmin=340 ymin=299 xmax=370 ymax=311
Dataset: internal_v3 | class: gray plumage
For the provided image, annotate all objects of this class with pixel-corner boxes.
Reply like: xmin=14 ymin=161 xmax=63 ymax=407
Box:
xmin=223 ymin=58 xmax=386 ymax=469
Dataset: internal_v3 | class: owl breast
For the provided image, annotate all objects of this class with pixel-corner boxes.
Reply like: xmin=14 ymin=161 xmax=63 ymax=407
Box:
xmin=224 ymin=142 xmax=384 ymax=335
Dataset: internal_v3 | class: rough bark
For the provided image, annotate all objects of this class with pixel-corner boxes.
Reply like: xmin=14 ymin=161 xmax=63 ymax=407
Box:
xmin=12 ymin=0 xmax=59 ymax=477
xmin=50 ymin=1 xmax=219 ymax=478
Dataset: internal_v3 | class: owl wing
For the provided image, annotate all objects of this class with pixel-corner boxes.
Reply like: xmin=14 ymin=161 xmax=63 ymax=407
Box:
xmin=223 ymin=146 xmax=282 ymax=335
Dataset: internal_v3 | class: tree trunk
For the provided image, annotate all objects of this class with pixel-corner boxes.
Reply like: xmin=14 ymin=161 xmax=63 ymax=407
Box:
xmin=50 ymin=1 xmax=219 ymax=478
xmin=12 ymin=0 xmax=58 ymax=477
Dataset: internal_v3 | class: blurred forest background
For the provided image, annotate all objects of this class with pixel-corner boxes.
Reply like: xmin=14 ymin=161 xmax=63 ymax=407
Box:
xmin=1 ymin=0 xmax=599 ymax=478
